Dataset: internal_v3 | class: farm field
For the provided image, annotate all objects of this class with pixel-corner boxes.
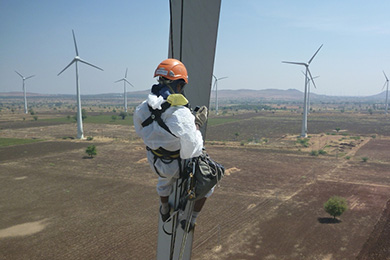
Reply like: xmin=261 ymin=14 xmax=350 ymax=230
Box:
xmin=1 ymin=105 xmax=390 ymax=259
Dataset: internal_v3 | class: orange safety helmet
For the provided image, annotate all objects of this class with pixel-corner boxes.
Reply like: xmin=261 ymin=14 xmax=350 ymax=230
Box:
xmin=154 ymin=58 xmax=188 ymax=84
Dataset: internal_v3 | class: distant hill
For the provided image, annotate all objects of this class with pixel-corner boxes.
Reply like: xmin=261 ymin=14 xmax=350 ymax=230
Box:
xmin=0 ymin=89 xmax=387 ymax=103
xmin=211 ymin=89 xmax=304 ymax=101
xmin=211 ymin=89 xmax=387 ymax=103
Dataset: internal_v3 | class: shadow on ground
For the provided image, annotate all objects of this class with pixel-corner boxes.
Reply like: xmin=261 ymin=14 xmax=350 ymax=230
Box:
xmin=317 ymin=217 xmax=341 ymax=224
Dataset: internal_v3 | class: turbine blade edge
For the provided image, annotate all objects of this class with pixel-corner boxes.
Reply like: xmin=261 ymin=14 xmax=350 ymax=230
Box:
xmin=58 ymin=59 xmax=76 ymax=76
xmin=78 ymin=59 xmax=104 ymax=71
xmin=308 ymin=44 xmax=323 ymax=64
xmin=72 ymin=30 xmax=79 ymax=56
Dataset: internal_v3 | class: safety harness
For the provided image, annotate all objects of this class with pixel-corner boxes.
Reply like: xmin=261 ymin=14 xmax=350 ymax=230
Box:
xmin=141 ymin=96 xmax=188 ymax=178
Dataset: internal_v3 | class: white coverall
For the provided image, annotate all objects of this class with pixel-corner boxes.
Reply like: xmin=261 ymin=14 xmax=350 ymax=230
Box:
xmin=134 ymin=94 xmax=212 ymax=197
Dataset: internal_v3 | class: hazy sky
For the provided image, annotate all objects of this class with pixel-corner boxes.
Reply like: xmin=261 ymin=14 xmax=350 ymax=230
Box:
xmin=1 ymin=0 xmax=390 ymax=96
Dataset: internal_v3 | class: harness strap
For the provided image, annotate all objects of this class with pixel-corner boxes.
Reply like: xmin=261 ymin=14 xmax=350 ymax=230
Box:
xmin=148 ymin=146 xmax=180 ymax=159
xmin=147 ymin=146 xmax=183 ymax=179
xmin=142 ymin=102 xmax=176 ymax=137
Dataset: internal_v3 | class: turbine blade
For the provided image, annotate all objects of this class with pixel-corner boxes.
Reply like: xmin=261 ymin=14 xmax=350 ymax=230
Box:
xmin=58 ymin=59 xmax=76 ymax=76
xmin=114 ymin=79 xmax=123 ymax=83
xmin=308 ymin=44 xmax=323 ymax=64
xmin=282 ymin=61 xmax=307 ymax=66
xmin=307 ymin=69 xmax=317 ymax=89
xmin=15 ymin=70 xmax=24 ymax=78
xmin=72 ymin=30 xmax=79 ymax=56
xmin=382 ymin=81 xmax=387 ymax=91
xmin=78 ymin=58 xmax=104 ymax=71
xmin=383 ymin=70 xmax=389 ymax=81
xmin=212 ymin=75 xmax=217 ymax=81
xmin=124 ymin=78 xmax=134 ymax=87
xmin=218 ymin=76 xmax=228 ymax=80
xmin=125 ymin=68 xmax=128 ymax=78
xmin=25 ymin=75 xmax=35 ymax=80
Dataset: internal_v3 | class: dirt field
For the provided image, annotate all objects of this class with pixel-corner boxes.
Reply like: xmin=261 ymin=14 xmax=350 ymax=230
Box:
xmin=1 ymin=111 xmax=390 ymax=260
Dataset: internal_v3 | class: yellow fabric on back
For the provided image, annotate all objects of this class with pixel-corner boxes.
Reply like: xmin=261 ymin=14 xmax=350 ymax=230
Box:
xmin=167 ymin=94 xmax=189 ymax=106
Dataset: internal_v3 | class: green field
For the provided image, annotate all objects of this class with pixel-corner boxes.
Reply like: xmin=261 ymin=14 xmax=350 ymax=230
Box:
xmin=0 ymin=138 xmax=42 ymax=147
xmin=43 ymin=115 xmax=134 ymax=126
xmin=42 ymin=114 xmax=239 ymax=127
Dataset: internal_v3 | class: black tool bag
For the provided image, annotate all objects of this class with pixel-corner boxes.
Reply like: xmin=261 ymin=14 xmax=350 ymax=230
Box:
xmin=183 ymin=151 xmax=225 ymax=202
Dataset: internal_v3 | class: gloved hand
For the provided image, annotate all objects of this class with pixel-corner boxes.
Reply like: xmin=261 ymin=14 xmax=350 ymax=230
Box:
xmin=195 ymin=106 xmax=208 ymax=127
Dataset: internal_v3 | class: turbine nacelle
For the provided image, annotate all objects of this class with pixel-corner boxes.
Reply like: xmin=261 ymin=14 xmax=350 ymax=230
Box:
xmin=15 ymin=71 xmax=35 ymax=81
xmin=114 ymin=68 xmax=135 ymax=87
xmin=382 ymin=71 xmax=389 ymax=91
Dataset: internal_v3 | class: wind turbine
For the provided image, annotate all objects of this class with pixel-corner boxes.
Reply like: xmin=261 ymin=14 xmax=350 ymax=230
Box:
xmin=15 ymin=71 xmax=35 ymax=114
xmin=382 ymin=71 xmax=389 ymax=115
xmin=58 ymin=30 xmax=103 ymax=139
xmin=283 ymin=44 xmax=323 ymax=137
xmin=212 ymin=74 xmax=228 ymax=115
xmin=302 ymin=71 xmax=319 ymax=114
xmin=115 ymin=68 xmax=134 ymax=113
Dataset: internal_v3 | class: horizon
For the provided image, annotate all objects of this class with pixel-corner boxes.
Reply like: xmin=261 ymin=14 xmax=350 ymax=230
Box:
xmin=1 ymin=1 xmax=390 ymax=96
xmin=0 ymin=87 xmax=387 ymax=99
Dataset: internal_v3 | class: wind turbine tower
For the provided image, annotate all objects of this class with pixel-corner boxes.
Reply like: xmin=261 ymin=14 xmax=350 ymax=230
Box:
xmin=212 ymin=74 xmax=228 ymax=115
xmin=115 ymin=68 xmax=134 ymax=112
xmin=58 ymin=30 xmax=103 ymax=139
xmin=15 ymin=71 xmax=35 ymax=114
xmin=382 ymin=71 xmax=389 ymax=115
xmin=283 ymin=44 xmax=323 ymax=137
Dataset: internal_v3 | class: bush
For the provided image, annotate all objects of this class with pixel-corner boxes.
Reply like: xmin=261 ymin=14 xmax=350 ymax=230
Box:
xmin=310 ymin=150 xmax=319 ymax=156
xmin=297 ymin=138 xmax=310 ymax=147
xmin=86 ymin=145 xmax=97 ymax=158
xmin=362 ymin=157 xmax=369 ymax=162
xmin=324 ymin=196 xmax=348 ymax=219
xmin=318 ymin=149 xmax=327 ymax=155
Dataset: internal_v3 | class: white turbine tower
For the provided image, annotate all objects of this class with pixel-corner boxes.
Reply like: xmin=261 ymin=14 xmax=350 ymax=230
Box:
xmin=115 ymin=68 xmax=134 ymax=113
xmin=15 ymin=71 xmax=35 ymax=114
xmin=212 ymin=75 xmax=227 ymax=115
xmin=302 ymin=71 xmax=319 ymax=114
xmin=58 ymin=30 xmax=103 ymax=139
xmin=283 ymin=44 xmax=323 ymax=137
xmin=382 ymin=71 xmax=389 ymax=115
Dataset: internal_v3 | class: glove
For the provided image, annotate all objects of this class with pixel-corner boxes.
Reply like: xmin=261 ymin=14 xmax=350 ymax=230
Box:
xmin=195 ymin=106 xmax=208 ymax=127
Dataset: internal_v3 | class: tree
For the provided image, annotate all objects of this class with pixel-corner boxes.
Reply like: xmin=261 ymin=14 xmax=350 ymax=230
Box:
xmin=86 ymin=145 xmax=97 ymax=158
xmin=119 ymin=111 xmax=128 ymax=120
xmin=324 ymin=196 xmax=348 ymax=219
xmin=82 ymin=109 xmax=87 ymax=120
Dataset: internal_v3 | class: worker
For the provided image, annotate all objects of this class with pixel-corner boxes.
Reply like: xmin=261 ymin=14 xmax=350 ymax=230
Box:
xmin=133 ymin=58 xmax=211 ymax=231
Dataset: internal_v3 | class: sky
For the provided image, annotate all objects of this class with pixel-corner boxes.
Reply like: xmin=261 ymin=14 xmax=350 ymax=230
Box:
xmin=1 ymin=0 xmax=390 ymax=97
